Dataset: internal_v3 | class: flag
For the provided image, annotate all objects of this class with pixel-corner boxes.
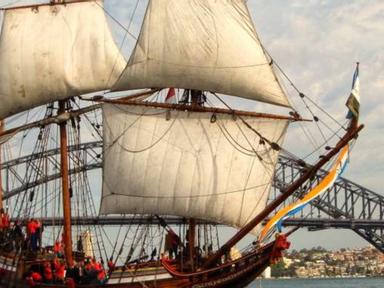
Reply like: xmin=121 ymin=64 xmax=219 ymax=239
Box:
xmin=179 ymin=89 xmax=189 ymax=104
xmin=346 ymin=63 xmax=360 ymax=119
xmin=165 ymin=88 xmax=176 ymax=104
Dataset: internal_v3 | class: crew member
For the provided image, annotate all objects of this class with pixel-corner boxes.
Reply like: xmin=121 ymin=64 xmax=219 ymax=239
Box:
xmin=0 ymin=208 xmax=10 ymax=240
xmin=43 ymin=262 xmax=53 ymax=284
xmin=27 ymin=218 xmax=40 ymax=252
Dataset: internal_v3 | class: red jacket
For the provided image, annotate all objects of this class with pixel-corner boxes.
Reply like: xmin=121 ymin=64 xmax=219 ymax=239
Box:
xmin=27 ymin=221 xmax=40 ymax=234
xmin=98 ymin=269 xmax=106 ymax=281
xmin=85 ymin=262 xmax=93 ymax=272
xmin=55 ymin=263 xmax=65 ymax=280
xmin=107 ymin=260 xmax=115 ymax=271
xmin=0 ymin=214 xmax=9 ymax=228
xmin=93 ymin=262 xmax=102 ymax=271
xmin=53 ymin=259 xmax=60 ymax=271
xmin=54 ymin=241 xmax=62 ymax=253
xmin=44 ymin=265 xmax=53 ymax=281
xmin=31 ymin=271 xmax=42 ymax=282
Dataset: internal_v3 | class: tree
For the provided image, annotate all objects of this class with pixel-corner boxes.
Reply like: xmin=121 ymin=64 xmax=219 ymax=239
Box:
xmin=271 ymin=260 xmax=286 ymax=277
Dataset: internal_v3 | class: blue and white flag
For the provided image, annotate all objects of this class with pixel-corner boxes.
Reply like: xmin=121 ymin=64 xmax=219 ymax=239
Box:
xmin=346 ymin=63 xmax=360 ymax=119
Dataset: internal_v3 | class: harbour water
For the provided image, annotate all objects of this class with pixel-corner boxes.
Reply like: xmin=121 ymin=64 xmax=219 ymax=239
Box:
xmin=249 ymin=278 xmax=384 ymax=288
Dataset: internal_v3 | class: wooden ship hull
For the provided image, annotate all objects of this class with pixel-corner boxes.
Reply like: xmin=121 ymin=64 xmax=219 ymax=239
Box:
xmin=0 ymin=243 xmax=276 ymax=288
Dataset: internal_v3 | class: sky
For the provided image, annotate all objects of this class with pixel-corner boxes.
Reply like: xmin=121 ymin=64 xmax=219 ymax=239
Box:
xmin=248 ymin=0 xmax=384 ymax=250
xmin=248 ymin=0 xmax=383 ymax=192
xmin=1 ymin=0 xmax=383 ymax=250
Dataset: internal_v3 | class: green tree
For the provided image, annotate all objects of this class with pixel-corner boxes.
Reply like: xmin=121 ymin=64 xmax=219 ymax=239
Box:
xmin=271 ymin=260 xmax=286 ymax=277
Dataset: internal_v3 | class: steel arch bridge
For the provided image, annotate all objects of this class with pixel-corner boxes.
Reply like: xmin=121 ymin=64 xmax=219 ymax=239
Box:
xmin=1 ymin=141 xmax=384 ymax=252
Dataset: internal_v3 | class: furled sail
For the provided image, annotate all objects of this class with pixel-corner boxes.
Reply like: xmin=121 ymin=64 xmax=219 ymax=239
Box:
xmin=100 ymin=104 xmax=289 ymax=232
xmin=113 ymin=0 xmax=291 ymax=108
xmin=0 ymin=0 xmax=126 ymax=119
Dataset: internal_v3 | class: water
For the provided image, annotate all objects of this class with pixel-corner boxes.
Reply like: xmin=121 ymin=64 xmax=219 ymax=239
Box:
xmin=249 ymin=278 xmax=384 ymax=288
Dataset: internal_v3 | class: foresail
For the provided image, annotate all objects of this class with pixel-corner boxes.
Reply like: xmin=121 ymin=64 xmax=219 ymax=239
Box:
xmin=112 ymin=0 xmax=291 ymax=108
xmin=0 ymin=1 xmax=126 ymax=119
xmin=100 ymin=104 xmax=289 ymax=233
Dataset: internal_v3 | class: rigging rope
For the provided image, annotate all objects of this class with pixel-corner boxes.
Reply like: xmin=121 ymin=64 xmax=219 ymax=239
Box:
xmin=94 ymin=0 xmax=137 ymax=41
xmin=261 ymin=46 xmax=346 ymax=131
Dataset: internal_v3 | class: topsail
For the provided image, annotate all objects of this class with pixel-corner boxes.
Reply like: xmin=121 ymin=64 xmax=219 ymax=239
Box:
xmin=113 ymin=0 xmax=291 ymax=108
xmin=0 ymin=0 xmax=126 ymax=119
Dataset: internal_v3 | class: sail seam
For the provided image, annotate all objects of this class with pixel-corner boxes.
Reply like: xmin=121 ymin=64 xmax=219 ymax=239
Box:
xmin=128 ymin=57 xmax=270 ymax=69
xmin=102 ymin=181 xmax=271 ymax=199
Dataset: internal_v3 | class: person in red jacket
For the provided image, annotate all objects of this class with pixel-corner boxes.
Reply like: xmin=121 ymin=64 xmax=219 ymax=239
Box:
xmin=26 ymin=270 xmax=42 ymax=286
xmin=0 ymin=208 xmax=10 ymax=229
xmin=31 ymin=271 xmax=42 ymax=282
xmin=55 ymin=261 xmax=66 ymax=284
xmin=53 ymin=240 xmax=64 ymax=257
xmin=107 ymin=257 xmax=115 ymax=273
xmin=43 ymin=262 xmax=53 ymax=283
xmin=27 ymin=218 xmax=40 ymax=252
xmin=93 ymin=259 xmax=106 ymax=284
xmin=97 ymin=267 xmax=106 ymax=284
xmin=0 ymin=208 xmax=10 ymax=241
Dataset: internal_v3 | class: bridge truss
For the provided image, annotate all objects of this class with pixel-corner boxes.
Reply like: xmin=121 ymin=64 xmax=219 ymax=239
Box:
xmin=1 ymin=141 xmax=383 ymax=252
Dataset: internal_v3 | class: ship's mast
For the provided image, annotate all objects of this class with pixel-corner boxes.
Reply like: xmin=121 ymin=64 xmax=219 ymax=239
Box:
xmin=188 ymin=218 xmax=196 ymax=271
xmin=58 ymin=100 xmax=74 ymax=267
xmin=0 ymin=120 xmax=3 ymax=210
xmin=50 ymin=0 xmax=73 ymax=268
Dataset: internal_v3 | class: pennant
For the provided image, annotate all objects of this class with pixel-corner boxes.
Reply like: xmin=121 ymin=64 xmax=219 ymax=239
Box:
xmin=259 ymin=145 xmax=350 ymax=242
xmin=346 ymin=63 xmax=360 ymax=119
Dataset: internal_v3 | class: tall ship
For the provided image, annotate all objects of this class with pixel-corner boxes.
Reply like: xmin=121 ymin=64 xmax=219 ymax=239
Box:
xmin=0 ymin=0 xmax=363 ymax=287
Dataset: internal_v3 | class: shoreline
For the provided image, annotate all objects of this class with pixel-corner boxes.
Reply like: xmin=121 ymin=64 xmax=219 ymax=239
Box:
xmin=264 ymin=275 xmax=383 ymax=280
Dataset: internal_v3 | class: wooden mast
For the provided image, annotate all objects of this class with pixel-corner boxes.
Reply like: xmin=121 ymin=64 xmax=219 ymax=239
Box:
xmin=188 ymin=218 xmax=196 ymax=271
xmin=53 ymin=0 xmax=73 ymax=268
xmin=203 ymin=123 xmax=364 ymax=268
xmin=58 ymin=100 xmax=74 ymax=267
xmin=0 ymin=120 xmax=3 ymax=210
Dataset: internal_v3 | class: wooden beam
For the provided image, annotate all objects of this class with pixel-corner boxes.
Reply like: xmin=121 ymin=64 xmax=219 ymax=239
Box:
xmin=0 ymin=104 xmax=100 ymax=144
xmin=0 ymin=120 xmax=3 ymax=210
xmin=97 ymin=99 xmax=307 ymax=122
xmin=1 ymin=0 xmax=91 ymax=11
xmin=58 ymin=100 xmax=74 ymax=267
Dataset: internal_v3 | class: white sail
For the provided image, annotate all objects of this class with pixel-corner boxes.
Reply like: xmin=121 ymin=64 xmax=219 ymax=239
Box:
xmin=0 ymin=1 xmax=126 ymax=119
xmin=100 ymin=104 xmax=289 ymax=232
xmin=113 ymin=0 xmax=290 ymax=108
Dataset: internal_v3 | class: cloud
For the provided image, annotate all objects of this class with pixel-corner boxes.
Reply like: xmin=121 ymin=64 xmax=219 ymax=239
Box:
xmin=247 ymin=1 xmax=383 ymax=193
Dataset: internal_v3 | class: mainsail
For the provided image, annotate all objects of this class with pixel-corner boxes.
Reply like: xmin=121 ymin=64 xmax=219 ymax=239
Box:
xmin=0 ymin=0 xmax=126 ymax=119
xmin=113 ymin=0 xmax=291 ymax=108
xmin=100 ymin=104 xmax=289 ymax=232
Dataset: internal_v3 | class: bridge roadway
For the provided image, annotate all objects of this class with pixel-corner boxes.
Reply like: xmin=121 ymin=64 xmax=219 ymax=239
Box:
xmin=9 ymin=216 xmax=384 ymax=230
xmin=2 ymin=141 xmax=384 ymax=252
